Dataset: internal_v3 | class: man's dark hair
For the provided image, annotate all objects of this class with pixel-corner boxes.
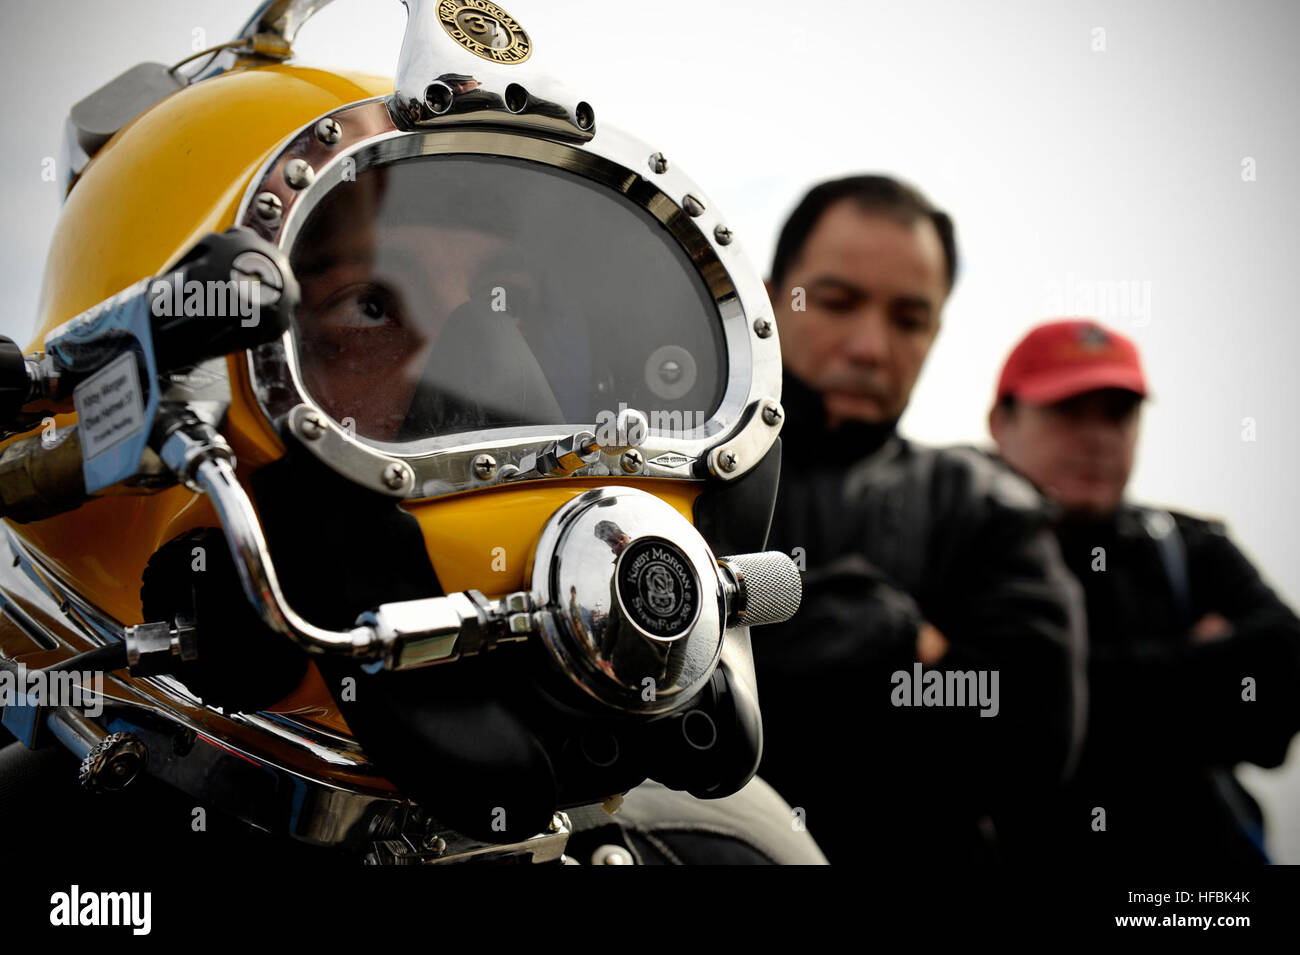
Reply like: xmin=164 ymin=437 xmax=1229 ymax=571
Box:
xmin=769 ymin=174 xmax=958 ymax=293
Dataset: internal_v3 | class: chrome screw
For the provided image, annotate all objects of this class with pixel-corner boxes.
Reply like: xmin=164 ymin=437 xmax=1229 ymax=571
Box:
xmin=620 ymin=449 xmax=644 ymax=473
xmin=254 ymin=192 xmax=282 ymax=221
xmin=315 ymin=118 xmax=342 ymax=145
xmin=284 ymin=158 xmax=315 ymax=190
xmin=472 ymin=454 xmax=498 ymax=480
xmin=382 ymin=463 xmax=409 ymax=490
xmin=300 ymin=413 xmax=327 ymax=440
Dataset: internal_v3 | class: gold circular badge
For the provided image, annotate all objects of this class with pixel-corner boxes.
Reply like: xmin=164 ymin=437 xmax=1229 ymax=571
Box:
xmin=437 ymin=1 xmax=532 ymax=64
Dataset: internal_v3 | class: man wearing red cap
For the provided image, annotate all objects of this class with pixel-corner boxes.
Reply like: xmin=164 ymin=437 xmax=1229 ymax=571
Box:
xmin=990 ymin=318 xmax=1300 ymax=865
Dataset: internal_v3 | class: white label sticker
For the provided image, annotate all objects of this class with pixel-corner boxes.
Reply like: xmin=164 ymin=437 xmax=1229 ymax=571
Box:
xmin=74 ymin=351 xmax=146 ymax=461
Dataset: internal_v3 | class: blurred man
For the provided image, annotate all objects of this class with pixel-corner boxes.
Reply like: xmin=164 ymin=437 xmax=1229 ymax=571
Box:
xmin=989 ymin=318 xmax=1300 ymax=865
xmin=751 ymin=175 xmax=1087 ymax=864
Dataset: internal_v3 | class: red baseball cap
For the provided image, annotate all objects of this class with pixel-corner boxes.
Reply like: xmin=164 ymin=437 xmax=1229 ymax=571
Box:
xmin=995 ymin=319 xmax=1148 ymax=405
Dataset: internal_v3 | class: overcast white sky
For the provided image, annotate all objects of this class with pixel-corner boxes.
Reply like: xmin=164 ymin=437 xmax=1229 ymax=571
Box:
xmin=1 ymin=0 xmax=1297 ymax=859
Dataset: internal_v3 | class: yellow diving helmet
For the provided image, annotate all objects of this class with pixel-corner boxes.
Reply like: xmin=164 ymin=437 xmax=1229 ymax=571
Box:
xmin=0 ymin=0 xmax=800 ymax=864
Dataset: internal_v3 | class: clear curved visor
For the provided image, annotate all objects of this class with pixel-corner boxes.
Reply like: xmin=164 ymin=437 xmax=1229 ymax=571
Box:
xmin=288 ymin=154 xmax=726 ymax=444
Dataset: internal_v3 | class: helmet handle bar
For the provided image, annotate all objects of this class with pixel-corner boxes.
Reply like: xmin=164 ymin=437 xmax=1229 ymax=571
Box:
xmin=183 ymin=0 xmax=340 ymax=84
xmin=126 ymin=406 xmax=799 ymax=699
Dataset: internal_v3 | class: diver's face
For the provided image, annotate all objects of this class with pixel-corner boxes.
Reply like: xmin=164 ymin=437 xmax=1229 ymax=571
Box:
xmin=297 ymin=223 xmax=521 ymax=440
xmin=293 ymin=169 xmax=541 ymax=441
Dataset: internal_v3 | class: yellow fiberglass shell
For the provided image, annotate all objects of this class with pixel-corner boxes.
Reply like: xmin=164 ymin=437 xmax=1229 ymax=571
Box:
xmin=11 ymin=63 xmax=398 ymax=627
xmin=6 ymin=62 xmax=705 ymax=734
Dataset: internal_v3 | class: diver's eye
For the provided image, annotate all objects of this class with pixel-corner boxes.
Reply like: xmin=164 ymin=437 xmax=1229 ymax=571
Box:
xmin=316 ymin=284 xmax=404 ymax=330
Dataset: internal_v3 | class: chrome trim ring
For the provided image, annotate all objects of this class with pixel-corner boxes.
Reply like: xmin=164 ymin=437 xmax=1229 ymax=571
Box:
xmin=236 ymin=98 xmax=782 ymax=500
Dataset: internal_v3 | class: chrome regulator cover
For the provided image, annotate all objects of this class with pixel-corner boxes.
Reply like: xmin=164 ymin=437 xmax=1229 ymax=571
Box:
xmin=529 ymin=486 xmax=725 ymax=715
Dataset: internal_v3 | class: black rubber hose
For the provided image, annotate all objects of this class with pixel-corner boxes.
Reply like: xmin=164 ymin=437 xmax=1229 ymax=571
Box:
xmin=40 ymin=641 xmax=127 ymax=673
xmin=0 ymin=641 xmax=127 ymax=675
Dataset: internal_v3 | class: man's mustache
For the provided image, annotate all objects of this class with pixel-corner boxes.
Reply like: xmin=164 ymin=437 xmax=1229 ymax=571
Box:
xmin=1063 ymin=459 xmax=1124 ymax=480
xmin=817 ymin=372 xmax=893 ymax=402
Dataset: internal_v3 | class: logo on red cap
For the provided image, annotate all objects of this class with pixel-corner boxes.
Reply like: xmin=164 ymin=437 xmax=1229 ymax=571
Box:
xmin=996 ymin=319 xmax=1147 ymax=405
xmin=1078 ymin=323 xmax=1111 ymax=349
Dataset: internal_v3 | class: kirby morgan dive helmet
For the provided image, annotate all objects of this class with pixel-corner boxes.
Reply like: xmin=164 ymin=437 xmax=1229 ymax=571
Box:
xmin=0 ymin=0 xmax=800 ymax=863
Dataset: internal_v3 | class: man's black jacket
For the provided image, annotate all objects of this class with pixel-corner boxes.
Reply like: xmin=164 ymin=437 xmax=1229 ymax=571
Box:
xmin=752 ymin=371 xmax=1087 ymax=864
xmin=1040 ymin=504 xmax=1300 ymax=865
